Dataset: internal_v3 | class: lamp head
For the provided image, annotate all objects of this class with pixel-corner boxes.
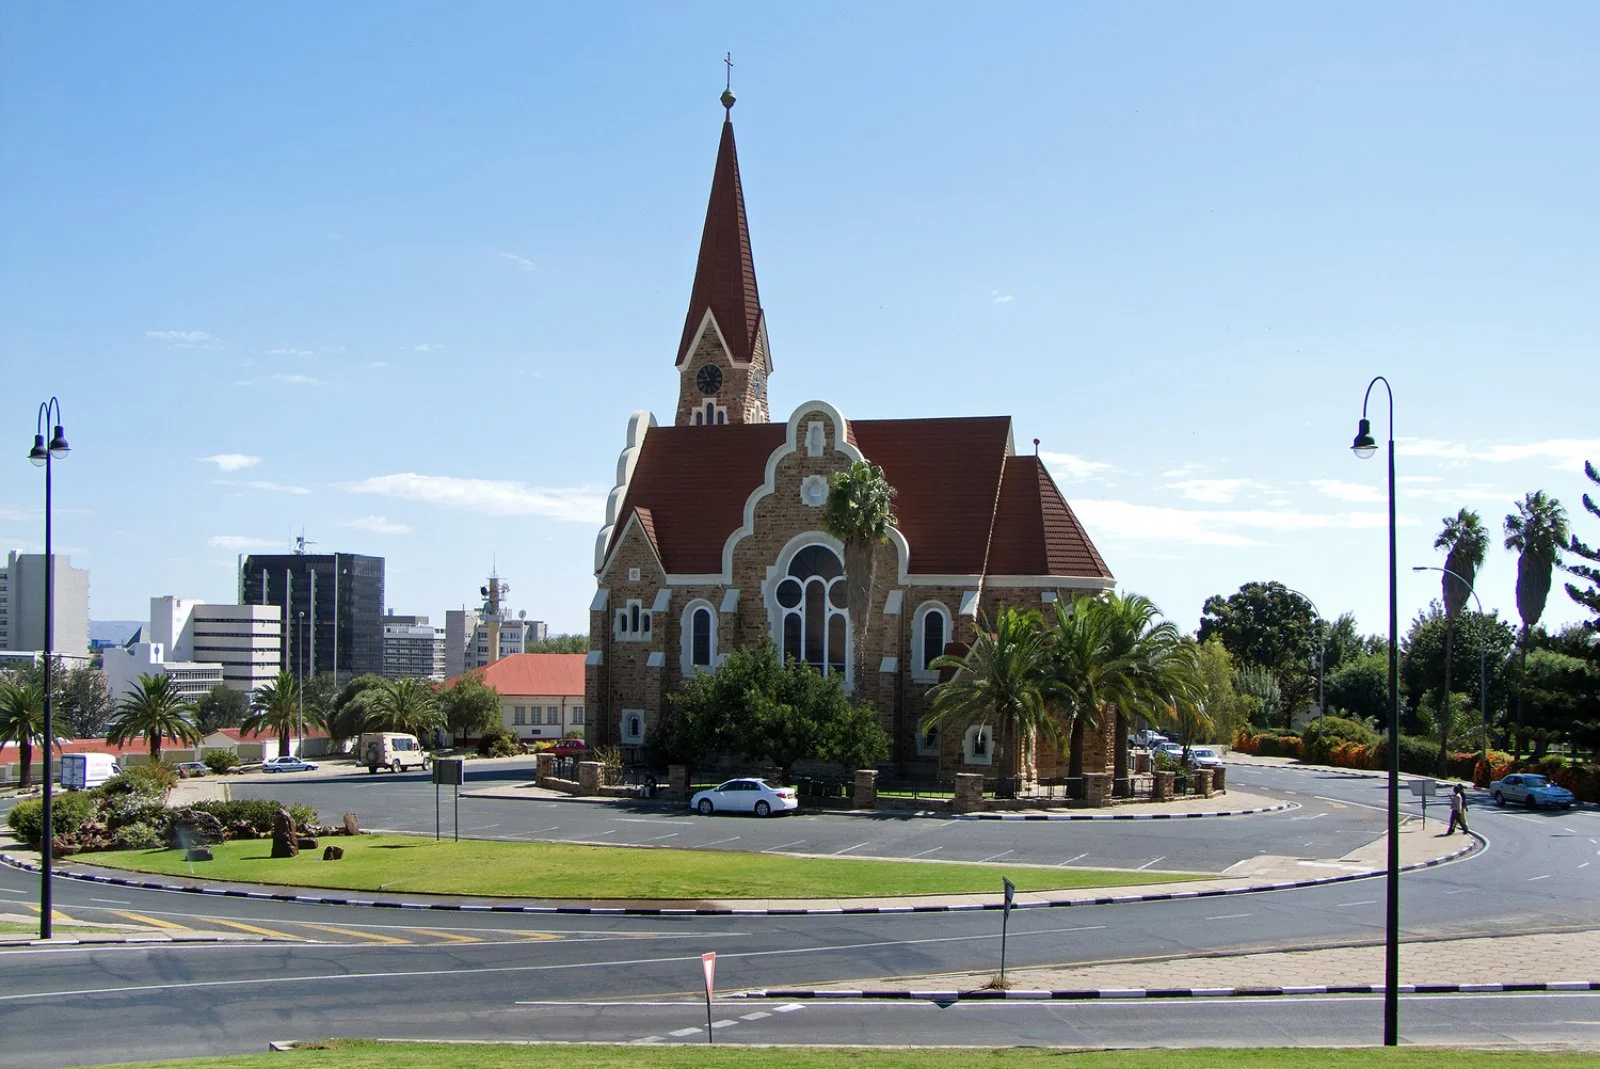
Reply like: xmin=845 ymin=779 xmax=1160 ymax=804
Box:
xmin=48 ymin=424 xmax=69 ymax=458
xmin=1351 ymin=418 xmax=1377 ymax=459
xmin=28 ymin=434 xmax=48 ymax=467
xmin=1411 ymin=566 xmax=1427 ymax=573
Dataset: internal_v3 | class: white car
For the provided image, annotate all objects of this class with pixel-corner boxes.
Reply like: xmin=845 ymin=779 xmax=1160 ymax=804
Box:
xmin=690 ymin=778 xmax=799 ymax=817
xmin=261 ymin=756 xmax=319 ymax=774
xmin=1157 ymin=742 xmax=1185 ymax=760
xmin=1184 ymin=747 xmax=1223 ymax=769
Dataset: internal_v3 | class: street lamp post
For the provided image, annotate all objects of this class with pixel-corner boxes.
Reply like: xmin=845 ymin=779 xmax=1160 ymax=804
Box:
xmin=297 ymin=610 xmax=306 ymax=754
xmin=1283 ymin=587 xmax=1325 ymax=721
xmin=27 ymin=398 xmax=70 ymax=941
xmin=1412 ymin=565 xmax=1489 ymax=762
xmin=1351 ymin=376 xmax=1399 ymax=1046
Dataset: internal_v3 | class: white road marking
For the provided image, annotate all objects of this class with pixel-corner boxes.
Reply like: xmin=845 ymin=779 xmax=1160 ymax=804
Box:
xmin=0 ymin=888 xmax=26 ymax=895
xmin=668 ymin=1028 xmax=700 ymax=1037
xmin=1059 ymin=853 xmax=1088 ymax=866
xmin=908 ymin=846 xmax=943 ymax=858
xmin=638 ymin=833 xmax=680 ymax=842
xmin=700 ymin=836 xmax=742 ymax=847
xmin=89 ymin=898 xmax=131 ymax=905
xmin=1136 ymin=856 xmax=1165 ymax=870
xmin=1580 ymin=862 xmax=1590 ymax=869
xmin=1290 ymin=812 xmax=1327 ymax=822
xmin=711 ymin=1019 xmax=737 ymax=1029
xmin=739 ymin=1011 xmax=771 ymax=1021
xmin=775 ymin=1003 xmax=805 ymax=1012
xmin=1205 ymin=913 xmax=1252 ymax=920
xmin=833 ymin=842 xmax=870 ymax=856
xmin=1527 ymin=874 xmax=1552 ymax=881
xmin=981 ymin=850 xmax=1014 ymax=862
xmin=618 ymin=818 xmax=694 ymax=825
xmin=1337 ymin=900 xmax=1377 ymax=907
xmin=1313 ymin=794 xmax=1388 ymax=814
xmin=764 ymin=840 xmax=806 ymax=853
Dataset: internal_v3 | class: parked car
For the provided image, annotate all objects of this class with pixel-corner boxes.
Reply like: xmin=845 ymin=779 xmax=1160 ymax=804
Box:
xmin=174 ymin=761 xmax=208 ymax=777
xmin=261 ymin=755 xmax=319 ymax=774
xmin=1157 ymin=742 xmax=1185 ymax=761
xmin=690 ymin=778 xmax=799 ymax=817
xmin=1489 ymin=773 xmax=1575 ymax=810
xmin=1184 ymin=747 xmax=1224 ymax=769
xmin=59 ymin=753 xmax=121 ymax=790
xmin=357 ymin=732 xmax=430 ymax=774
xmin=1133 ymin=730 xmax=1168 ymax=750
xmin=538 ymin=739 xmax=587 ymax=757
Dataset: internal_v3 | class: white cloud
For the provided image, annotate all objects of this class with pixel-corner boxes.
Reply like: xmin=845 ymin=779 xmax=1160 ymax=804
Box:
xmin=339 ymin=514 xmax=412 ymax=535
xmin=208 ymin=535 xmax=281 ymax=551
xmin=363 ymin=361 xmax=392 ymax=369
xmin=201 ymin=453 xmax=262 ymax=473
xmin=1040 ymin=451 xmax=1118 ymax=484
xmin=1399 ymin=437 xmax=1600 ymax=470
xmin=215 ymin=479 xmax=311 ymax=495
xmin=271 ymin=374 xmax=324 ymax=386
xmin=991 ymin=291 xmax=1015 ymax=304
xmin=1164 ymin=478 xmax=1277 ymax=504
xmin=266 ymin=347 xmax=315 ymax=357
xmin=343 ymin=473 xmax=604 ymax=523
xmin=1310 ymin=478 xmax=1384 ymax=504
xmin=495 ymin=251 xmax=536 ymax=272
xmin=413 ymin=344 xmax=444 ymax=352
xmin=147 ymin=330 xmax=217 ymax=349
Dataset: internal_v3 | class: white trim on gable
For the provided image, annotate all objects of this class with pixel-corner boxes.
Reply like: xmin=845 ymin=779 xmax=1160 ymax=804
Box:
xmin=596 ymin=510 xmax=667 ymax=585
xmin=678 ymin=307 xmax=733 ymax=368
xmin=646 ymin=651 xmax=665 ymax=669
xmin=883 ymin=589 xmax=903 ymax=615
xmin=958 ymin=591 xmax=981 ymax=617
xmin=719 ymin=588 xmax=740 ymax=613
xmin=651 ymin=589 xmax=672 ymax=614
xmin=585 ymin=650 xmax=603 ymax=666
xmin=589 ymin=589 xmax=610 ymax=612
xmin=594 ymin=410 xmax=657 ymax=574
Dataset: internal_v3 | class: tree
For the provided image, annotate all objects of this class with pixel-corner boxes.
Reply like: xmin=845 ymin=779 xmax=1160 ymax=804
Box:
xmin=0 ymin=680 xmax=48 ymax=789
xmin=1398 ymin=603 xmax=1517 ymax=744
xmin=1197 ymin=582 xmax=1318 ymax=714
xmin=367 ymin=678 xmax=445 ymax=739
xmin=668 ymin=642 xmax=888 ymax=784
xmin=923 ymin=606 xmax=1053 ymax=797
xmin=1319 ymin=613 xmax=1380 ymax=677
xmin=321 ymin=673 xmax=387 ymax=745
xmin=105 ymin=673 xmax=202 ymax=761
xmin=1433 ymin=507 xmax=1490 ymax=772
xmin=1233 ymin=665 xmax=1282 ymax=728
xmin=1504 ymin=491 xmax=1569 ymax=754
xmin=242 ymin=671 xmax=302 ymax=758
xmin=1566 ymin=460 xmax=1600 ymax=631
xmin=1194 ymin=636 xmax=1249 ymax=744
xmin=822 ymin=459 xmax=898 ymax=694
xmin=527 ymin=634 xmax=587 ymax=654
xmin=55 ymin=663 xmax=112 ymax=739
xmin=1326 ymin=651 xmax=1389 ymax=725
xmin=1088 ymin=593 xmax=1200 ymax=790
xmin=195 ymin=683 xmax=249 ymax=734
xmin=1515 ymin=645 xmax=1599 ymax=759
xmin=438 ymin=675 xmax=502 ymax=740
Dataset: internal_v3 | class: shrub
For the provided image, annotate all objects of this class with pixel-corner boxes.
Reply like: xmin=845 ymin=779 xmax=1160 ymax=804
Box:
xmin=186 ymin=799 xmax=320 ymax=839
xmin=114 ymin=822 xmax=165 ymax=851
xmin=1255 ymin=734 xmax=1303 ymax=759
xmin=202 ymin=750 xmax=240 ymax=774
xmin=1302 ymin=716 xmax=1378 ymax=764
xmin=476 ymin=726 xmax=522 ymax=758
xmin=98 ymin=763 xmax=176 ymax=799
xmin=5 ymin=791 xmax=97 ymax=848
xmin=1374 ymin=734 xmax=1440 ymax=776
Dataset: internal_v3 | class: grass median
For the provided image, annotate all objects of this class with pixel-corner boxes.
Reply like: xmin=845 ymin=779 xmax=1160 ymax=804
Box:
xmin=107 ymin=1041 xmax=1600 ymax=1068
xmin=81 ymin=834 xmax=1205 ymax=900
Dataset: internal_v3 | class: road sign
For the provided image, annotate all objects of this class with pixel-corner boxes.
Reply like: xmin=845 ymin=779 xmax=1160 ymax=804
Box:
xmin=1002 ymin=876 xmax=1015 ymax=917
xmin=701 ymin=952 xmax=716 ymax=1044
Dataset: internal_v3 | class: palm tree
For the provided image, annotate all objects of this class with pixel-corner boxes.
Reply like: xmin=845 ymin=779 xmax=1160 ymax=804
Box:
xmin=0 ymin=680 xmax=48 ymax=789
xmin=822 ymin=460 xmax=898 ymax=694
xmin=243 ymin=671 xmax=302 ymax=758
xmin=105 ymin=673 xmax=201 ymax=761
xmin=1504 ymin=491 xmax=1569 ymax=755
xmin=921 ymin=606 xmax=1052 ymax=797
xmin=1434 ymin=508 xmax=1489 ymax=773
xmin=368 ymin=678 xmax=445 ymax=740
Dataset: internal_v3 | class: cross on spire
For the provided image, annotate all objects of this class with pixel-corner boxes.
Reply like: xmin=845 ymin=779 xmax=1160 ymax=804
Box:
xmin=724 ymin=51 xmax=733 ymax=92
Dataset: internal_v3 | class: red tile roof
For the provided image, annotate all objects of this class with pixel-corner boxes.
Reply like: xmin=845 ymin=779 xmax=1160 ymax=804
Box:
xmin=450 ymin=653 xmax=586 ymax=698
xmin=676 ymin=115 xmax=764 ymax=367
xmin=604 ymin=417 xmax=1112 ymax=581
xmin=988 ymin=455 xmax=1114 ymax=578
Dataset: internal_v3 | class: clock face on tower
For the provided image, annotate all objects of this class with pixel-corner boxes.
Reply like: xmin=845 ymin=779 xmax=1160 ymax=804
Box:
xmin=696 ymin=364 xmax=723 ymax=395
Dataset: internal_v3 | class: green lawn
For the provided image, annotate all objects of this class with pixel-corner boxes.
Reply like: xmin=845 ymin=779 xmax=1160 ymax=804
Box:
xmin=106 ymin=1040 xmax=1600 ymax=1069
xmin=82 ymin=834 xmax=1203 ymax=900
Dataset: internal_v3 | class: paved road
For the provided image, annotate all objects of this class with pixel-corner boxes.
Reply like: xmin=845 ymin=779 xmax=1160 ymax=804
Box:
xmin=2 ymin=762 xmax=1596 ymax=1065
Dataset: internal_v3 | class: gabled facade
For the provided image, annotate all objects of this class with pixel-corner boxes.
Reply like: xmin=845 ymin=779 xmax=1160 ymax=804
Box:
xmin=586 ymin=94 xmax=1117 ymax=780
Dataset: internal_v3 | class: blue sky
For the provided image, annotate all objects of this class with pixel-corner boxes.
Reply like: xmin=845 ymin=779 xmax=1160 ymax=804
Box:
xmin=3 ymin=2 xmax=1596 ymax=641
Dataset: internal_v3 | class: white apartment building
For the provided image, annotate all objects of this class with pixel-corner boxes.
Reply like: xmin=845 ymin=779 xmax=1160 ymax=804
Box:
xmin=102 ymin=640 xmax=224 ymax=703
xmin=444 ymin=608 xmax=480 ymax=678
xmin=382 ymin=612 xmax=445 ymax=680
xmin=150 ymin=596 xmax=282 ymax=694
xmin=469 ymin=617 xmax=535 ymax=668
xmin=0 ymin=550 xmax=90 ymax=659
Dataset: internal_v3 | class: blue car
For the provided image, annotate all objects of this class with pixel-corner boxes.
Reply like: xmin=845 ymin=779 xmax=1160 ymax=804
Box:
xmin=1489 ymin=773 xmax=1576 ymax=810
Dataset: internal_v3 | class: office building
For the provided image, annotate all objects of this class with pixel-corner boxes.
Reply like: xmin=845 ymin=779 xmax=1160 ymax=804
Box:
xmin=238 ymin=552 xmax=384 ymax=685
xmin=150 ymin=596 xmax=282 ymax=694
xmin=443 ymin=608 xmax=480 ymax=679
xmin=0 ymin=550 xmax=90 ymax=659
xmin=102 ymin=639 xmax=224 ymax=703
xmin=382 ymin=611 xmax=446 ymax=680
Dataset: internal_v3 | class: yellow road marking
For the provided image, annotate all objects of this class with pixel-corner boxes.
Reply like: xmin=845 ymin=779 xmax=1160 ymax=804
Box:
xmin=22 ymin=905 xmax=75 ymax=923
xmin=409 ymin=928 xmax=483 ymax=944
xmin=299 ymin=922 xmax=408 ymax=945
xmin=207 ymin=918 xmax=303 ymax=940
xmin=510 ymin=931 xmax=562 ymax=941
xmin=105 ymin=910 xmax=191 ymax=931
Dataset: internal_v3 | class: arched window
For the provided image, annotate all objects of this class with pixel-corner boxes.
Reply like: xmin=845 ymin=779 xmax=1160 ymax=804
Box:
xmin=911 ymin=601 xmax=951 ymax=682
xmin=680 ymin=600 xmax=717 ymax=674
xmin=774 ymin=544 xmax=848 ymax=678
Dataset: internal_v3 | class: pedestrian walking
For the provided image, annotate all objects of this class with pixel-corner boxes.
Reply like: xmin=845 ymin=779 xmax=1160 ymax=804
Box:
xmin=1446 ymin=783 xmax=1469 ymax=835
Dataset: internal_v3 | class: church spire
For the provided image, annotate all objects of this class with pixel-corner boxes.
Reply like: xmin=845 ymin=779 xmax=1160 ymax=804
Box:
xmin=674 ymin=69 xmax=771 ymax=427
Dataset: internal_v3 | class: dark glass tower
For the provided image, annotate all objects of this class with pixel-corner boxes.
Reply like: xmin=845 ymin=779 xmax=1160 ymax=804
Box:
xmin=238 ymin=553 xmax=385 ymax=685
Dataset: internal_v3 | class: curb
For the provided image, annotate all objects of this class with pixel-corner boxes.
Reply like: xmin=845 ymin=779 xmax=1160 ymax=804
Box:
xmin=731 ymin=978 xmax=1600 ymax=1002
xmin=956 ymin=800 xmax=1297 ymax=821
xmin=0 ymin=833 xmax=1482 ymax=919
xmin=0 ymin=934 xmax=288 ymax=948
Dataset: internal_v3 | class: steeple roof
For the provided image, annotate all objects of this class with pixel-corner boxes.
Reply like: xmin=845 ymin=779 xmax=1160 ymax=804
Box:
xmin=677 ymin=103 xmax=764 ymax=366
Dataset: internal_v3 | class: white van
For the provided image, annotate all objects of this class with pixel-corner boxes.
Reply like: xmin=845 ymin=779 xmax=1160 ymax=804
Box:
xmin=60 ymin=753 xmax=121 ymax=790
xmin=357 ymin=732 xmax=430 ymax=774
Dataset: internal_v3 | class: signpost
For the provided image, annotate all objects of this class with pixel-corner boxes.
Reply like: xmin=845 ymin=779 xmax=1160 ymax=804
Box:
xmin=433 ymin=758 xmax=464 ymax=841
xmin=701 ymin=952 xmax=716 ymax=1043
xmin=1407 ymin=778 xmax=1437 ymax=827
xmin=1000 ymin=876 xmax=1015 ymax=983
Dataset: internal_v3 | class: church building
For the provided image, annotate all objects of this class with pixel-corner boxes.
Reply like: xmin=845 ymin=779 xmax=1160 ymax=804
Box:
xmin=585 ymin=89 xmax=1118 ymax=781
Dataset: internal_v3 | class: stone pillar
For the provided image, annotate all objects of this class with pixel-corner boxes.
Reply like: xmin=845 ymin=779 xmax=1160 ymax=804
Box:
xmin=1153 ymin=770 xmax=1175 ymax=803
xmin=1134 ymin=751 xmax=1151 ymax=775
xmin=577 ymin=761 xmax=603 ymax=796
xmin=1192 ymin=767 xmax=1214 ymax=798
xmin=1211 ymin=766 xmax=1226 ymax=793
xmin=668 ymin=764 xmax=689 ymax=801
xmin=1083 ymin=772 xmax=1112 ymax=808
xmin=952 ymin=772 xmax=985 ymax=813
xmin=853 ymin=769 xmax=879 ymax=810
xmin=535 ymin=752 xmax=554 ymax=787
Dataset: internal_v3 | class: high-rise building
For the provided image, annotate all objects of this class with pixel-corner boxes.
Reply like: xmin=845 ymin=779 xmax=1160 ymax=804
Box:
xmin=382 ymin=611 xmax=445 ymax=680
xmin=149 ymin=595 xmax=282 ymax=694
xmin=443 ymin=608 xmax=480 ymax=679
xmin=0 ymin=550 xmax=90 ymax=660
xmin=470 ymin=617 xmax=535 ymax=666
xmin=238 ymin=552 xmax=384 ymax=685
xmin=102 ymin=639 xmax=224 ymax=703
